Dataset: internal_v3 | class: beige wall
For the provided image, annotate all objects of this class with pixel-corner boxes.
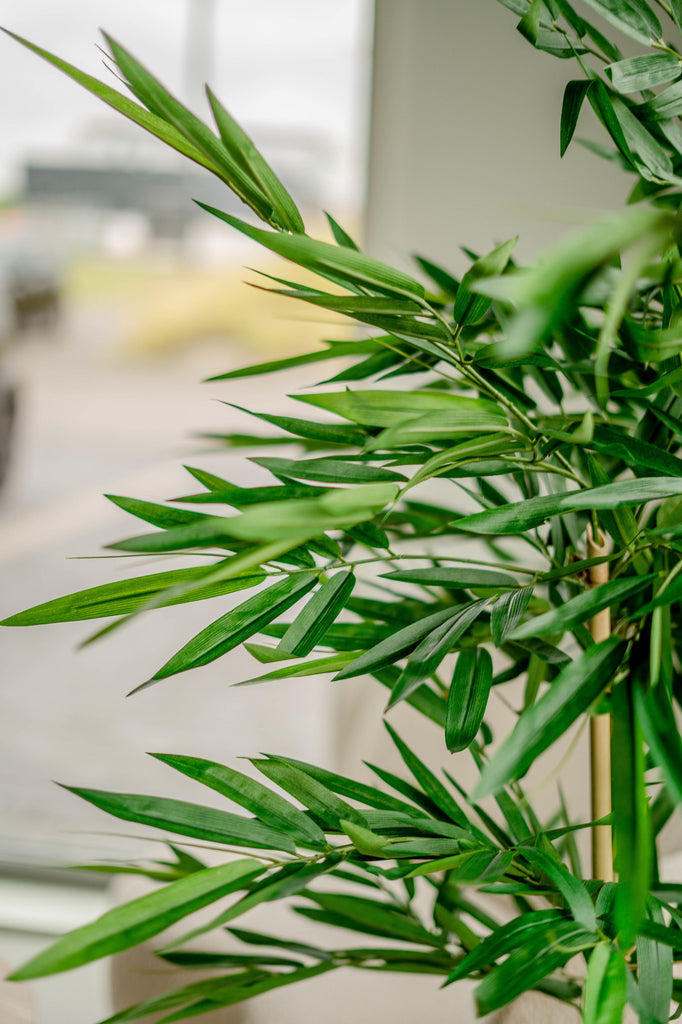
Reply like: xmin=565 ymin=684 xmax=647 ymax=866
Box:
xmin=365 ymin=0 xmax=631 ymax=273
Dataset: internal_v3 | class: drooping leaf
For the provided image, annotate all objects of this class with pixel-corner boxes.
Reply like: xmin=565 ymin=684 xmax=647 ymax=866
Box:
xmin=9 ymin=859 xmax=264 ymax=981
xmin=149 ymin=754 xmax=325 ymax=848
xmin=63 ymin=785 xmax=298 ymax=852
xmin=387 ymin=601 xmax=486 ymax=711
xmin=491 ymin=586 xmax=533 ymax=644
xmin=196 ymin=203 xmax=426 ymax=300
xmin=251 ymin=757 xmax=369 ymax=829
xmin=583 ymin=943 xmax=627 ymax=1024
xmin=277 ymin=571 xmax=356 ymax=657
xmin=446 ymin=648 xmax=493 ymax=752
xmin=382 ymin=567 xmax=519 ymax=590
xmin=150 ymin=573 xmax=317 ymax=682
xmin=475 ymin=639 xmax=624 ymax=797
xmin=384 ymin=722 xmax=469 ymax=827
xmin=510 ymin=576 xmax=653 ymax=641
xmin=0 ymin=566 xmax=265 ymax=626
xmin=453 ymin=478 xmax=682 ymax=535
xmin=580 ymin=0 xmax=662 ymax=45
xmin=606 ymin=54 xmax=682 ymax=94
xmin=560 ymin=80 xmax=593 ymax=156
xmin=611 ymin=679 xmax=651 ymax=945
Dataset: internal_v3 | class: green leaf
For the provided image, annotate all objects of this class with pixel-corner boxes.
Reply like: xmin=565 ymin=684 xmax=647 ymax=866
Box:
xmin=149 ymin=754 xmax=325 ymax=848
xmin=672 ymin=0 xmax=682 ymax=32
xmin=491 ymin=586 xmax=533 ymax=644
xmin=580 ymin=0 xmax=662 ymax=45
xmin=98 ymin=962 xmax=335 ymax=1023
xmin=206 ymin=86 xmax=304 ymax=233
xmin=8 ymin=859 xmax=263 ymax=980
xmin=445 ymin=909 xmax=567 ymax=984
xmin=475 ymin=639 xmax=623 ymax=797
xmin=518 ymin=0 xmax=543 ymax=43
xmin=207 ymin=339 xmax=378 ymax=382
xmin=453 ymin=237 xmax=518 ymax=327
xmin=296 ymin=389 xmax=495 ymax=428
xmin=325 ymin=213 xmax=359 ymax=249
xmin=453 ymin=478 xmax=682 ymax=535
xmin=383 ymin=567 xmax=519 ymax=590
xmin=335 ymin=606 xmax=462 ymax=681
xmin=238 ymin=652 xmax=356 ymax=686
xmin=260 ymin=755 xmax=424 ymax=817
xmin=150 ymin=573 xmax=317 ymax=682
xmin=446 ymin=648 xmax=493 ymax=752
xmin=611 ymin=679 xmax=651 ymax=945
xmin=591 ymin=425 xmax=682 ymax=478
xmin=387 ymin=602 xmax=486 ymax=711
xmin=226 ymin=406 xmax=366 ymax=447
xmin=2 ymin=31 xmax=243 ymax=189
xmin=560 ymin=80 xmax=593 ymax=157
xmin=519 ymin=847 xmax=597 ymax=932
xmin=251 ymin=757 xmax=369 ymax=829
xmin=606 ymin=54 xmax=682 ymax=94
xmin=583 ymin=943 xmax=627 ymax=1024
xmin=366 ymin=408 xmax=509 ymax=450
xmin=636 ymin=899 xmax=673 ymax=1023
xmin=0 ymin=566 xmax=264 ymax=626
xmin=252 ymin=456 xmax=406 ymax=485
xmin=277 ymin=571 xmax=356 ymax=657
xmin=340 ymin=819 xmax=389 ymax=857
xmin=384 ymin=722 xmax=469 ymax=827
xmin=510 ymin=576 xmax=652 ymax=641
xmin=103 ymin=36 xmax=283 ymax=227
xmin=635 ymin=682 xmax=682 ymax=807
xmin=63 ymin=785 xmax=297 ymax=852
xmin=196 ymin=203 xmax=425 ymax=300
xmin=298 ymin=892 xmax=444 ymax=947
xmin=474 ymin=919 xmax=595 ymax=1015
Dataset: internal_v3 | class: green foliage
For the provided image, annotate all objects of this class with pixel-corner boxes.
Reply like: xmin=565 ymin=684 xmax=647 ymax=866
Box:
xmin=7 ymin=4 xmax=682 ymax=1021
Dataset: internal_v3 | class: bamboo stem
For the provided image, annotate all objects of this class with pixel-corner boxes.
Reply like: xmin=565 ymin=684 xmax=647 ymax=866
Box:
xmin=587 ymin=524 xmax=614 ymax=882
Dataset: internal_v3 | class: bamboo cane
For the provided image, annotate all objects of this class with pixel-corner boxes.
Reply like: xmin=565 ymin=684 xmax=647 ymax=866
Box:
xmin=587 ymin=524 xmax=614 ymax=882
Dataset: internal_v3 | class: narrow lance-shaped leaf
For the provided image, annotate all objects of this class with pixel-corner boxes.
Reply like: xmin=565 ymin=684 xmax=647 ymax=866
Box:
xmin=453 ymin=237 xmax=518 ymax=327
xmin=387 ymin=601 xmax=486 ymax=712
xmin=384 ymin=722 xmax=469 ymax=827
xmin=612 ymin=678 xmax=651 ymax=945
xmin=278 ymin=571 xmax=355 ymax=657
xmin=491 ymin=586 xmax=533 ymax=644
xmin=475 ymin=638 xmax=624 ymax=798
xmin=252 ymin=756 xmax=369 ymax=829
xmin=606 ymin=54 xmax=682 ymax=94
xmin=446 ymin=648 xmax=493 ymax=752
xmin=580 ymin=0 xmax=662 ymax=45
xmin=149 ymin=573 xmax=317 ymax=683
xmin=0 ymin=566 xmax=265 ymax=626
xmin=63 ymin=785 xmax=298 ymax=852
xmin=335 ymin=606 xmax=465 ymax=681
xmin=8 ymin=859 xmax=264 ymax=981
xmin=583 ymin=943 xmax=627 ymax=1024
xmin=149 ymin=753 xmax=325 ymax=848
xmin=510 ymin=575 xmax=653 ymax=641
xmin=195 ymin=203 xmax=426 ymax=300
xmin=561 ymin=80 xmax=593 ymax=157
xmin=453 ymin=478 xmax=682 ymax=535
xmin=206 ymin=86 xmax=304 ymax=233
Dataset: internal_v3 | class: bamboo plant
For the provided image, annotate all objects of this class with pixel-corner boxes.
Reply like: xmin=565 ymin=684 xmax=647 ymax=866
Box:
xmin=5 ymin=1 xmax=682 ymax=1019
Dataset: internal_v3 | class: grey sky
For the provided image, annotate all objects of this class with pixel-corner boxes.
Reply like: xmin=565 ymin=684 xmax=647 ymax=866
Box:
xmin=0 ymin=1 xmax=369 ymax=205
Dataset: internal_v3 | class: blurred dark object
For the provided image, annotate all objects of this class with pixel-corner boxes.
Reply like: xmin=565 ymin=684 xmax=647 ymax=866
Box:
xmin=0 ymin=363 xmax=16 ymax=490
xmin=4 ymin=246 xmax=61 ymax=332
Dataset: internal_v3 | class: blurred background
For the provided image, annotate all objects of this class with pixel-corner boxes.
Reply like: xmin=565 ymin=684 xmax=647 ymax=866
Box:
xmin=0 ymin=2 xmax=634 ymax=1021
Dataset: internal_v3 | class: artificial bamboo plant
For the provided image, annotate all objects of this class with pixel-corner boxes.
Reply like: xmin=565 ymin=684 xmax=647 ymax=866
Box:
xmin=5 ymin=1 xmax=682 ymax=1019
